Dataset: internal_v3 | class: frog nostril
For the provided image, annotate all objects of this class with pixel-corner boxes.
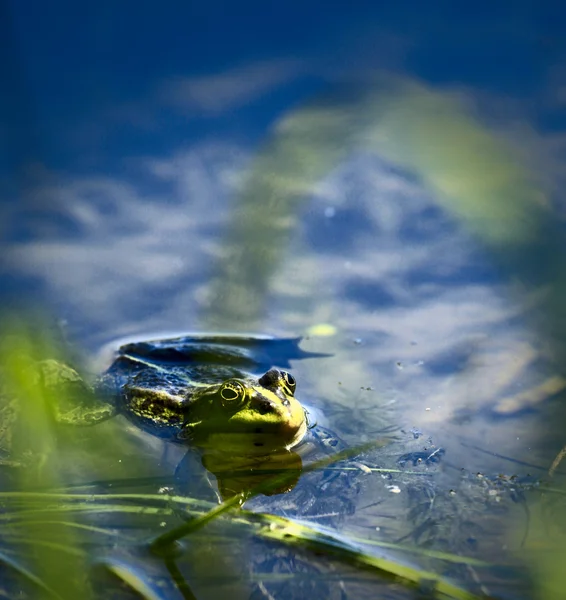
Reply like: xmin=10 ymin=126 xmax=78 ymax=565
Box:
xmin=257 ymin=401 xmax=273 ymax=414
xmin=254 ymin=395 xmax=276 ymax=415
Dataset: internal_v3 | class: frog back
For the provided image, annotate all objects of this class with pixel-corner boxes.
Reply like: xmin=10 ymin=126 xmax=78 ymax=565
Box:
xmin=95 ymin=355 xmax=252 ymax=441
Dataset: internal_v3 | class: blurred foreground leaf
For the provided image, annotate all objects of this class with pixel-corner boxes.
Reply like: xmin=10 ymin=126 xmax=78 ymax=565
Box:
xmin=0 ymin=317 xmax=92 ymax=597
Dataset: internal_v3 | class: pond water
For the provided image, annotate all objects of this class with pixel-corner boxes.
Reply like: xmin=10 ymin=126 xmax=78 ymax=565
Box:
xmin=2 ymin=3 xmax=566 ymax=599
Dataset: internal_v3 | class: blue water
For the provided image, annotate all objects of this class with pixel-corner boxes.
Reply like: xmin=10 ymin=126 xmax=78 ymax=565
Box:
xmin=2 ymin=2 xmax=566 ymax=598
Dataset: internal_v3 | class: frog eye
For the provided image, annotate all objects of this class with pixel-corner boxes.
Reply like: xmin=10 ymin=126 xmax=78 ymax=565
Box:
xmin=258 ymin=369 xmax=279 ymax=388
xmin=281 ymin=371 xmax=296 ymax=395
xmin=220 ymin=380 xmax=246 ymax=408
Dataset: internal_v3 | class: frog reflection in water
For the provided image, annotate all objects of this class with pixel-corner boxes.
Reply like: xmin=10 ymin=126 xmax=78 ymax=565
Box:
xmin=44 ymin=336 xmax=314 ymax=498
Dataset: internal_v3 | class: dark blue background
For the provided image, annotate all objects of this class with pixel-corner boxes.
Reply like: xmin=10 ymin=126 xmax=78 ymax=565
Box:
xmin=3 ymin=1 xmax=565 ymax=174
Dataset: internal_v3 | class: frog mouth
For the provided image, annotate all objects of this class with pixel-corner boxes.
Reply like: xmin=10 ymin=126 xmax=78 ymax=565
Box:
xmin=195 ymin=422 xmax=307 ymax=454
xmin=284 ymin=417 xmax=308 ymax=450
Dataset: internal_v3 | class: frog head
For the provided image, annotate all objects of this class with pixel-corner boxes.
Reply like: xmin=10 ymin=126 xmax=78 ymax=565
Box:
xmin=180 ymin=368 xmax=307 ymax=454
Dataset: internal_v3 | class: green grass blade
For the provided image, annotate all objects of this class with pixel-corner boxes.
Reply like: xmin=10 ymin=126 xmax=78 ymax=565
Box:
xmin=256 ymin=515 xmax=483 ymax=600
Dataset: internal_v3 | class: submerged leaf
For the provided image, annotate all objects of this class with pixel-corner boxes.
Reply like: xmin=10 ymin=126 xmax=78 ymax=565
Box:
xmin=0 ymin=549 xmax=64 ymax=600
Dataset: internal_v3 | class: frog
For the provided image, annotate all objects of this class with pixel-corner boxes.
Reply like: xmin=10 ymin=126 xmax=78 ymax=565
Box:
xmin=2 ymin=333 xmax=351 ymax=502
xmin=35 ymin=335 xmax=317 ymax=456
